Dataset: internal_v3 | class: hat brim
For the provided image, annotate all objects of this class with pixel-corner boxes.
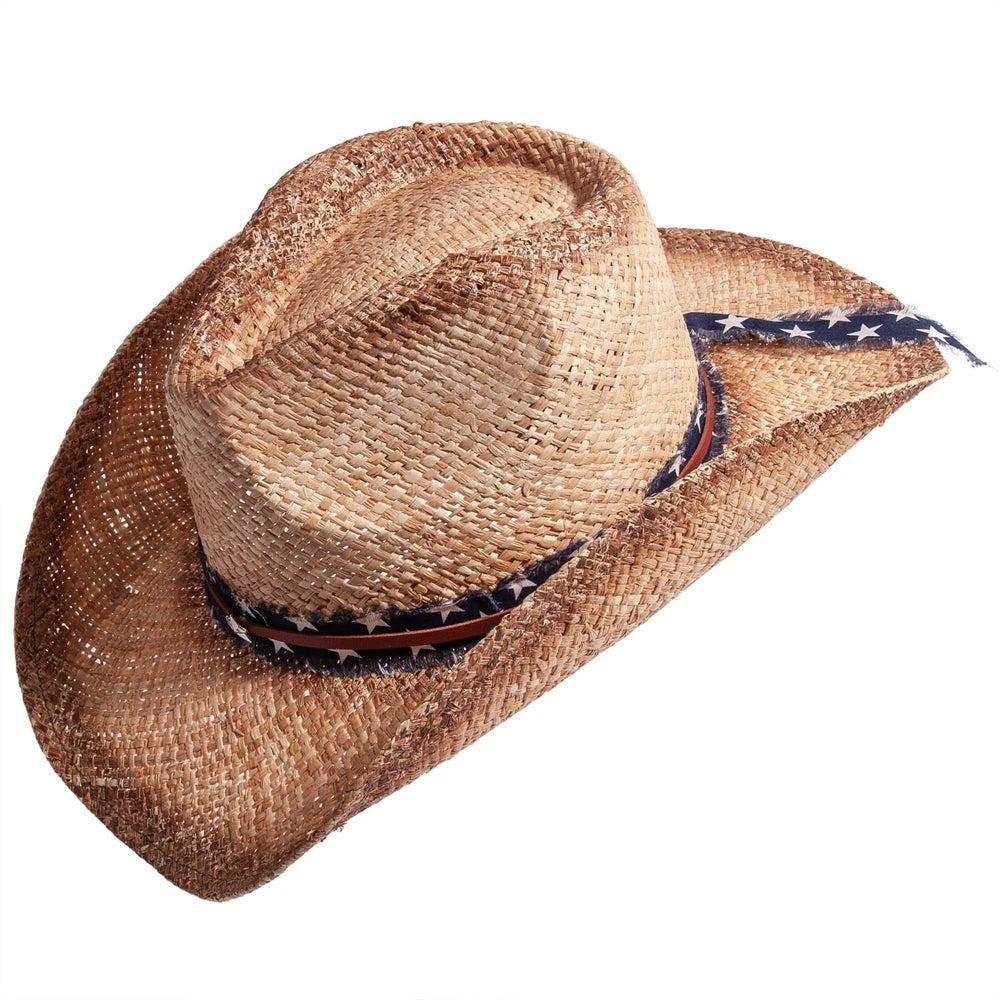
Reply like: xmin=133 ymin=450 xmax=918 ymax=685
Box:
xmin=15 ymin=228 xmax=947 ymax=899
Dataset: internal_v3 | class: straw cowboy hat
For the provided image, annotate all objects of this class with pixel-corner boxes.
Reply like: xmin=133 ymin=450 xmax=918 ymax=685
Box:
xmin=15 ymin=122 xmax=978 ymax=900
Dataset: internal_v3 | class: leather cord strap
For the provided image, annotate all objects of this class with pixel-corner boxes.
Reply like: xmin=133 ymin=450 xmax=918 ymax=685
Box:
xmin=207 ymin=575 xmax=509 ymax=651
xmin=680 ymin=363 xmax=715 ymax=479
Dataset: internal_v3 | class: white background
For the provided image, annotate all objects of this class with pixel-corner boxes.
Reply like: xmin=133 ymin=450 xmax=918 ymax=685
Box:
xmin=1 ymin=2 xmax=997 ymax=998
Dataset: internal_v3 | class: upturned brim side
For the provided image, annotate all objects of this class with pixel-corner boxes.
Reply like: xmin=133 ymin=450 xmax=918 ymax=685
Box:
xmin=15 ymin=229 xmax=947 ymax=899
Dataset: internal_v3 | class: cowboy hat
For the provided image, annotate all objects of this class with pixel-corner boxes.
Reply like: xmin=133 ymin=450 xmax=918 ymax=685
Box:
xmin=15 ymin=122 xmax=976 ymax=899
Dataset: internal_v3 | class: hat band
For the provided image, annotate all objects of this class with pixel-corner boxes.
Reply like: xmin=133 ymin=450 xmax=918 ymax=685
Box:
xmin=685 ymin=306 xmax=983 ymax=365
xmin=203 ymin=363 xmax=718 ymax=662
xmin=206 ymin=575 xmax=511 ymax=653
xmin=203 ymin=305 xmax=980 ymax=670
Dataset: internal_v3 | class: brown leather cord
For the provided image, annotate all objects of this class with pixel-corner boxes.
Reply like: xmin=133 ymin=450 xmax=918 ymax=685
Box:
xmin=205 ymin=364 xmax=716 ymax=654
xmin=680 ymin=364 xmax=716 ymax=478
xmin=206 ymin=574 xmax=508 ymax=650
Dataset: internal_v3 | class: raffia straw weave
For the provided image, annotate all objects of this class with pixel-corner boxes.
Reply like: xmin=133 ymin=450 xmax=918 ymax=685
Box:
xmin=168 ymin=123 xmax=698 ymax=616
xmin=15 ymin=124 xmax=948 ymax=899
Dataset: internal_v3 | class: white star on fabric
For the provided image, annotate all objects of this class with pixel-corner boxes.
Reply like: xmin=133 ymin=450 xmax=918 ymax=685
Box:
xmin=695 ymin=401 xmax=705 ymax=430
xmin=285 ymin=614 xmax=318 ymax=632
xmin=849 ymin=323 xmax=882 ymax=340
xmin=353 ymin=610 xmax=390 ymax=633
xmin=234 ymin=595 xmax=258 ymax=620
xmin=824 ymin=306 xmax=852 ymax=327
xmin=503 ymin=577 xmax=537 ymax=600
xmin=409 ymin=645 xmax=435 ymax=658
xmin=781 ymin=324 xmax=813 ymax=339
xmin=918 ymin=325 xmax=949 ymax=342
xmin=667 ymin=453 xmax=685 ymax=477
xmin=715 ymin=314 xmax=748 ymax=333
xmin=432 ymin=600 xmax=463 ymax=622
xmin=225 ymin=615 xmax=250 ymax=643
xmin=333 ymin=649 xmax=360 ymax=664
xmin=889 ymin=305 xmax=919 ymax=322
xmin=270 ymin=638 xmax=293 ymax=654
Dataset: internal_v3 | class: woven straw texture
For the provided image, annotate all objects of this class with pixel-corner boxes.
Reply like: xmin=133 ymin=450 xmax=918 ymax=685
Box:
xmin=16 ymin=126 xmax=948 ymax=899
xmin=167 ymin=123 xmax=698 ymax=616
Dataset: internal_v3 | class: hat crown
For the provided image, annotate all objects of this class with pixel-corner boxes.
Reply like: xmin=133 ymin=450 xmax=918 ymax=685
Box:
xmin=166 ymin=123 xmax=698 ymax=616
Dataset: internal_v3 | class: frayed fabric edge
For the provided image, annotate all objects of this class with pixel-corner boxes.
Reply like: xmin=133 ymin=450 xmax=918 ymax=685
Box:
xmin=685 ymin=306 xmax=985 ymax=367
